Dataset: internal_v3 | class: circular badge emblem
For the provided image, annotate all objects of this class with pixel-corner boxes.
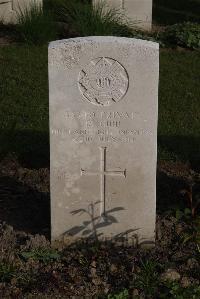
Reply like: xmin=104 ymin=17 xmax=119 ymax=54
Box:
xmin=78 ymin=57 xmax=129 ymax=106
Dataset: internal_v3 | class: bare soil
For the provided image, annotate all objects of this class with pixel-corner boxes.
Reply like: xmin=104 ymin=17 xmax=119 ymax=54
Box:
xmin=0 ymin=155 xmax=199 ymax=298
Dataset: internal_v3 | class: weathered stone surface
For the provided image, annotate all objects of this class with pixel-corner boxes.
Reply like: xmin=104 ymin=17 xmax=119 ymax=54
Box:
xmin=93 ymin=0 xmax=152 ymax=30
xmin=12 ymin=0 xmax=41 ymax=11
xmin=0 ymin=0 xmax=13 ymax=23
xmin=0 ymin=0 xmax=42 ymax=24
xmin=49 ymin=36 xmax=159 ymax=245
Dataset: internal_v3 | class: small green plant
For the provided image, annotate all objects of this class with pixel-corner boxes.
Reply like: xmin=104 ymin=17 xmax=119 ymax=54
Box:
xmin=133 ymin=260 xmax=161 ymax=297
xmin=57 ymin=0 xmax=133 ymax=37
xmin=0 ymin=262 xmax=16 ymax=283
xmin=16 ymin=1 xmax=57 ymax=44
xmin=20 ymin=248 xmax=60 ymax=264
xmin=176 ymin=208 xmax=192 ymax=221
xmin=175 ymin=183 xmax=200 ymax=247
xmin=107 ymin=288 xmax=129 ymax=299
xmin=181 ymin=216 xmax=200 ymax=247
xmin=161 ymin=281 xmax=200 ymax=299
xmin=160 ymin=22 xmax=200 ymax=49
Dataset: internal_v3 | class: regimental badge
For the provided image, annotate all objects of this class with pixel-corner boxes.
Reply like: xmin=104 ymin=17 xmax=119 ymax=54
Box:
xmin=78 ymin=57 xmax=129 ymax=106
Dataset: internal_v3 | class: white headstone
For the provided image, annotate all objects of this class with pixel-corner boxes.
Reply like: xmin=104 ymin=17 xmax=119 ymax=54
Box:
xmin=93 ymin=0 xmax=152 ymax=30
xmin=0 ymin=0 xmax=42 ymax=24
xmin=0 ymin=0 xmax=13 ymax=23
xmin=49 ymin=36 xmax=159 ymax=246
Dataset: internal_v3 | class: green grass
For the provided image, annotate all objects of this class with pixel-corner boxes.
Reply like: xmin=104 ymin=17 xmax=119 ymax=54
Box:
xmin=158 ymin=50 xmax=200 ymax=167
xmin=20 ymin=248 xmax=60 ymax=263
xmin=55 ymin=0 xmax=133 ymax=37
xmin=16 ymin=1 xmax=57 ymax=45
xmin=0 ymin=46 xmax=199 ymax=168
xmin=0 ymin=46 xmax=49 ymax=168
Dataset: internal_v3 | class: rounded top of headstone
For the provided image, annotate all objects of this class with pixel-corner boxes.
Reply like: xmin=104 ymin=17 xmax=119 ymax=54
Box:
xmin=49 ymin=36 xmax=159 ymax=50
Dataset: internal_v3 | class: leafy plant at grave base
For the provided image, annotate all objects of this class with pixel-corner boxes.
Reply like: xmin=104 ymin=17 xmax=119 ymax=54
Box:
xmin=107 ymin=288 xmax=129 ymax=299
xmin=0 ymin=262 xmax=16 ymax=283
xmin=160 ymin=281 xmax=200 ymax=299
xmin=56 ymin=0 xmax=133 ymax=37
xmin=78 ymin=255 xmax=89 ymax=266
xmin=160 ymin=22 xmax=200 ymax=49
xmin=91 ymin=242 xmax=103 ymax=254
xmin=20 ymin=248 xmax=60 ymax=264
xmin=175 ymin=183 xmax=200 ymax=247
xmin=123 ymin=28 xmax=163 ymax=45
xmin=16 ymin=1 xmax=57 ymax=45
xmin=132 ymin=260 xmax=161 ymax=297
xmin=181 ymin=216 xmax=200 ymax=247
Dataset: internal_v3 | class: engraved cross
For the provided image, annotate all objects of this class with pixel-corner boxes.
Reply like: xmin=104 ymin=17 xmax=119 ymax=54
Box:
xmin=81 ymin=147 xmax=126 ymax=217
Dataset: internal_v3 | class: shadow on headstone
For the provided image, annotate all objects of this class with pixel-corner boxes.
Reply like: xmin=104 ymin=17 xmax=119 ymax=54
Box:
xmin=62 ymin=202 xmax=140 ymax=246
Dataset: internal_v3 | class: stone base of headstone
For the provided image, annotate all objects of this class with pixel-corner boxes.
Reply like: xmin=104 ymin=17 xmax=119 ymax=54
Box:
xmin=0 ymin=0 xmax=42 ymax=24
xmin=93 ymin=0 xmax=152 ymax=31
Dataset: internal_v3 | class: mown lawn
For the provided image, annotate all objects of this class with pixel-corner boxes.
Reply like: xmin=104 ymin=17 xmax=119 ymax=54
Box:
xmin=0 ymin=46 xmax=49 ymax=168
xmin=158 ymin=49 xmax=200 ymax=169
xmin=0 ymin=46 xmax=199 ymax=168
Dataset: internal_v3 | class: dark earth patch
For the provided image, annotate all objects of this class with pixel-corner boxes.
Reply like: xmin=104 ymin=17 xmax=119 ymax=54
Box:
xmin=0 ymin=155 xmax=199 ymax=298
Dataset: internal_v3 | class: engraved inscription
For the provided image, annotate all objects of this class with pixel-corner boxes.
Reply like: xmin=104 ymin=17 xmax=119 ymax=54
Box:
xmin=50 ymin=109 xmax=153 ymax=144
xmin=78 ymin=57 xmax=129 ymax=106
xmin=81 ymin=147 xmax=126 ymax=217
xmin=66 ymin=111 xmax=134 ymax=119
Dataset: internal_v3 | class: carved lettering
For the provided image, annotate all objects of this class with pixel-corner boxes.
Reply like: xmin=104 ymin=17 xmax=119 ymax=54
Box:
xmin=66 ymin=111 xmax=134 ymax=120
